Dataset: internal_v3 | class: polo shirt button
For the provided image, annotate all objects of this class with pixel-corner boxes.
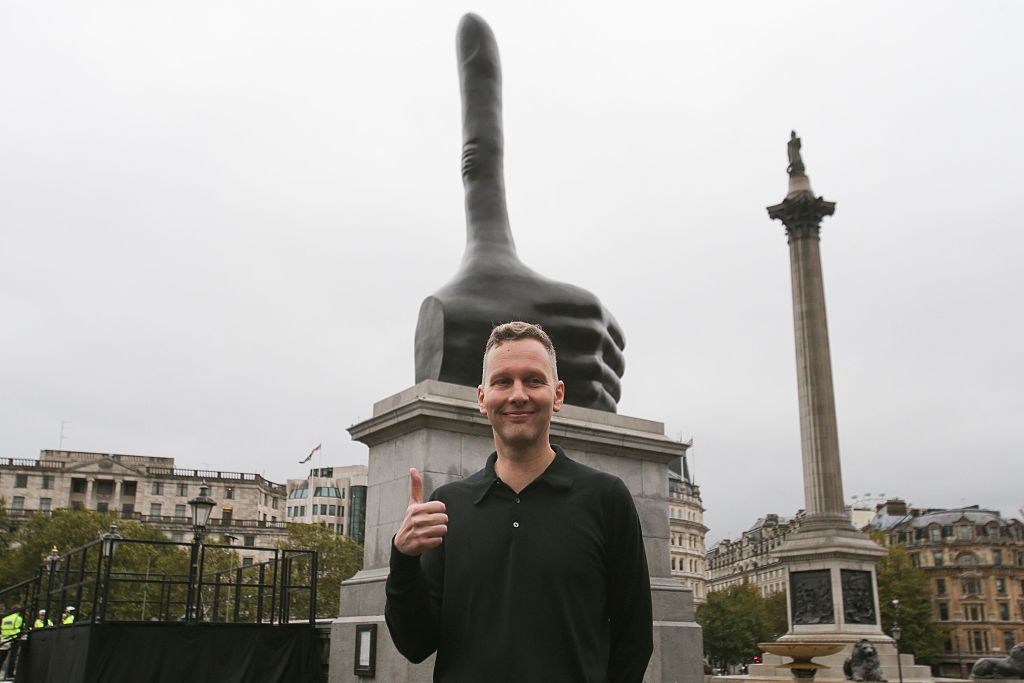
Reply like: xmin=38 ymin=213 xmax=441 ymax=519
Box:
xmin=513 ymin=522 xmax=519 ymax=528
xmin=515 ymin=497 xmax=520 ymax=503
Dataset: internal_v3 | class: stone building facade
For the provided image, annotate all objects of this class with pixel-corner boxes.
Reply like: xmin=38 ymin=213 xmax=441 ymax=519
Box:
xmin=705 ymin=512 xmax=801 ymax=597
xmin=668 ymin=455 xmax=708 ymax=603
xmin=1 ymin=450 xmax=286 ymax=565
xmin=867 ymin=500 xmax=1024 ymax=677
xmin=285 ymin=465 xmax=369 ymax=545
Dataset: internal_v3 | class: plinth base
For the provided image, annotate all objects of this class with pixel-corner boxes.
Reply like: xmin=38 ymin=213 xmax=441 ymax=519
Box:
xmin=328 ymin=381 xmax=703 ymax=683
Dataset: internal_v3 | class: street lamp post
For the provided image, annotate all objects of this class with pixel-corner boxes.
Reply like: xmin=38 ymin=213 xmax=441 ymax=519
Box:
xmin=891 ymin=599 xmax=904 ymax=683
xmin=43 ymin=546 xmax=60 ymax=620
xmin=98 ymin=525 xmax=122 ymax=621
xmin=186 ymin=482 xmax=216 ymax=623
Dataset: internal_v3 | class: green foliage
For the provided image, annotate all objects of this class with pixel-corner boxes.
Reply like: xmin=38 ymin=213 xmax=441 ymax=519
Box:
xmin=278 ymin=523 xmax=363 ymax=619
xmin=0 ymin=509 xmax=140 ymax=586
xmin=875 ymin=543 xmax=943 ymax=664
xmin=764 ymin=589 xmax=789 ymax=639
xmin=697 ymin=583 xmax=774 ymax=667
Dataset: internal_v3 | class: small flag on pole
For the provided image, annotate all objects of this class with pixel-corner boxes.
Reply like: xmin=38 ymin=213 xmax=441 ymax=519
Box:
xmin=300 ymin=443 xmax=321 ymax=464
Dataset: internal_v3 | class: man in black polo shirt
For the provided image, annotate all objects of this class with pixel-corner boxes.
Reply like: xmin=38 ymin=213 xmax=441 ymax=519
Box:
xmin=385 ymin=321 xmax=653 ymax=682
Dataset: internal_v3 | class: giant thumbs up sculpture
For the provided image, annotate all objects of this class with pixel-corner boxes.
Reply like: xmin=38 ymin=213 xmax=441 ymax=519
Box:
xmin=414 ymin=14 xmax=626 ymax=413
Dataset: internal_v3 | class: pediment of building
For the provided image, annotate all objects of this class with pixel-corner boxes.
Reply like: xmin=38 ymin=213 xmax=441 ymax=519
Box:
xmin=63 ymin=456 xmax=145 ymax=477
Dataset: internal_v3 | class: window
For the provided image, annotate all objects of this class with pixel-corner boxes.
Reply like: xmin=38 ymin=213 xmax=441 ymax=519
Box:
xmin=998 ymin=603 xmax=1010 ymax=621
xmin=272 ymin=496 xmax=278 ymax=510
xmin=72 ymin=478 xmax=87 ymax=494
xmin=993 ymin=549 xmax=1003 ymax=566
xmin=329 ymin=505 xmax=337 ymax=516
xmin=42 ymin=475 xmax=54 ymax=490
xmin=271 ymin=516 xmax=276 ymax=523
xmin=71 ymin=501 xmax=83 ymax=511
xmin=996 ymin=578 xmax=1007 ymax=594
xmin=175 ymin=504 xmax=187 ymax=518
xmin=299 ymin=506 xmax=305 ymax=516
xmin=962 ymin=578 xmax=981 ymax=595
xmin=956 ymin=525 xmax=972 ymax=541
xmin=289 ymin=488 xmax=308 ymax=499
xmin=972 ymin=630 xmax=986 ymax=653
xmin=152 ymin=482 xmax=164 ymax=495
xmin=11 ymin=496 xmax=24 ymax=510
xmin=967 ymin=605 xmax=984 ymax=621
xmin=40 ymin=498 xmax=52 ymax=512
xmin=225 ymin=487 xmax=234 ymax=500
xmin=123 ymin=481 xmax=137 ymax=496
xmin=171 ymin=532 xmax=184 ymax=543
xmin=96 ymin=480 xmax=114 ymax=495
xmin=243 ymin=535 xmax=255 ymax=547
xmin=150 ymin=503 xmax=162 ymax=517
xmin=176 ymin=483 xmax=188 ymax=497
xmin=932 ymin=551 xmax=943 ymax=567
xmin=96 ymin=502 xmax=108 ymax=513
xmin=15 ymin=474 xmax=27 ymax=488
xmin=936 ymin=578 xmax=947 ymax=595
xmin=121 ymin=503 xmax=134 ymax=515
xmin=929 ymin=526 xmax=941 ymax=542
xmin=1005 ymin=632 xmax=1017 ymax=653
xmin=222 ymin=508 xmax=233 ymax=525
xmin=242 ymin=557 xmax=253 ymax=567
xmin=938 ymin=603 xmax=949 ymax=621
xmin=958 ymin=553 xmax=978 ymax=567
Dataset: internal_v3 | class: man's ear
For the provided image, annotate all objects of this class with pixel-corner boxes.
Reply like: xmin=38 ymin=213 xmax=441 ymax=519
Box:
xmin=552 ymin=380 xmax=565 ymax=412
xmin=477 ymin=385 xmax=487 ymax=415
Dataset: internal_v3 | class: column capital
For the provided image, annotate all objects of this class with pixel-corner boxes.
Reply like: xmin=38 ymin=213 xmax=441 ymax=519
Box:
xmin=767 ymin=191 xmax=836 ymax=241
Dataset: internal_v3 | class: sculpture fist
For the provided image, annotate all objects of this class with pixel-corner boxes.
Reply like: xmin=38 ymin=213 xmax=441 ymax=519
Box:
xmin=414 ymin=14 xmax=625 ymax=412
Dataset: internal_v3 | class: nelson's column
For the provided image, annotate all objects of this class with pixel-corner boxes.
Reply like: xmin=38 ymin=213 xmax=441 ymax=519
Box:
xmin=751 ymin=133 xmax=929 ymax=680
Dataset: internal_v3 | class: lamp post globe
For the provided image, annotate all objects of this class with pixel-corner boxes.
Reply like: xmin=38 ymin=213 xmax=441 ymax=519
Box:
xmin=100 ymin=524 xmax=122 ymax=560
xmin=188 ymin=482 xmax=217 ymax=541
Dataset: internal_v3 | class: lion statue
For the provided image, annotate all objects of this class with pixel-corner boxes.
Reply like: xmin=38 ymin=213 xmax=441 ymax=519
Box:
xmin=844 ymin=639 xmax=887 ymax=682
xmin=971 ymin=642 xmax=1024 ymax=679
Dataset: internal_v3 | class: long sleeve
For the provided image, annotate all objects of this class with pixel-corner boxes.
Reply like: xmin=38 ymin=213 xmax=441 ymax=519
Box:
xmin=384 ymin=539 xmax=443 ymax=663
xmin=605 ymin=479 xmax=654 ymax=683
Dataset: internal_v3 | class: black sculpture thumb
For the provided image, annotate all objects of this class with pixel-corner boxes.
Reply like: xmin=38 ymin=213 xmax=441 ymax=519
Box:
xmin=414 ymin=13 xmax=626 ymax=413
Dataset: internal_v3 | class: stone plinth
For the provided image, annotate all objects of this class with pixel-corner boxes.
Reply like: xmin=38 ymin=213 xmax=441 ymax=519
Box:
xmin=328 ymin=380 xmax=703 ymax=683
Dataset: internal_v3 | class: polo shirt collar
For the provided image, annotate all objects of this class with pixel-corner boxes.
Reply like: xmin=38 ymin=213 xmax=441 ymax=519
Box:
xmin=471 ymin=444 xmax=574 ymax=504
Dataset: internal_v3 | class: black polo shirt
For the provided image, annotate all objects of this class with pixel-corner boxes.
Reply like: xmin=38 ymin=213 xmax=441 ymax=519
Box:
xmin=385 ymin=445 xmax=653 ymax=682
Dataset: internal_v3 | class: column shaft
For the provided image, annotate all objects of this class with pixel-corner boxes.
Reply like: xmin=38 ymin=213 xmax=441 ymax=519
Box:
xmin=788 ymin=234 xmax=846 ymax=520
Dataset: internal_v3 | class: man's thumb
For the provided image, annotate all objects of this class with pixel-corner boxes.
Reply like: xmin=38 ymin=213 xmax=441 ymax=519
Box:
xmin=409 ymin=468 xmax=424 ymax=504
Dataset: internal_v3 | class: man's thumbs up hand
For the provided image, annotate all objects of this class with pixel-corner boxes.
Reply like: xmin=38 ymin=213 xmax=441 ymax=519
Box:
xmin=394 ymin=468 xmax=448 ymax=557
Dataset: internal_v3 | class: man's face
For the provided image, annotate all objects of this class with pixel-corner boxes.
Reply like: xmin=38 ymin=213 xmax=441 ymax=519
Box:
xmin=478 ymin=338 xmax=564 ymax=450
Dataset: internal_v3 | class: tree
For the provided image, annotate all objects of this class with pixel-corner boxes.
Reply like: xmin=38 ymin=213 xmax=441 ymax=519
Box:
xmin=875 ymin=542 xmax=943 ymax=664
xmin=764 ymin=589 xmax=789 ymax=640
xmin=278 ymin=523 xmax=363 ymax=619
xmin=697 ymin=583 xmax=773 ymax=669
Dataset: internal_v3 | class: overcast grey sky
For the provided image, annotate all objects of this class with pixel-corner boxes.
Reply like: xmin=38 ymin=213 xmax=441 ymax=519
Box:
xmin=2 ymin=1 xmax=1021 ymax=544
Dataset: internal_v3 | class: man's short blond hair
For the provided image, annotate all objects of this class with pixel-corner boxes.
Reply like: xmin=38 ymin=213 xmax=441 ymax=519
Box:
xmin=481 ymin=321 xmax=558 ymax=383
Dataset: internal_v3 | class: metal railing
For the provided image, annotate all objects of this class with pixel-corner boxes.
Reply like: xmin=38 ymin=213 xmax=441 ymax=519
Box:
xmin=0 ymin=536 xmax=316 ymax=627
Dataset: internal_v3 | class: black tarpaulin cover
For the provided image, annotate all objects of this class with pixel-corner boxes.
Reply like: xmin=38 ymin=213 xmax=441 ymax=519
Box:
xmin=19 ymin=623 xmax=321 ymax=683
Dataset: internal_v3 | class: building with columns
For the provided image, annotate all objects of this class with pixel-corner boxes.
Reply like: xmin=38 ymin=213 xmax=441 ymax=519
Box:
xmin=0 ymin=449 xmax=366 ymax=564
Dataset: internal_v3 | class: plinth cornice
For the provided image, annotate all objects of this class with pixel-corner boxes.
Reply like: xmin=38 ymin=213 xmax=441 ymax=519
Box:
xmin=348 ymin=380 xmax=687 ymax=463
